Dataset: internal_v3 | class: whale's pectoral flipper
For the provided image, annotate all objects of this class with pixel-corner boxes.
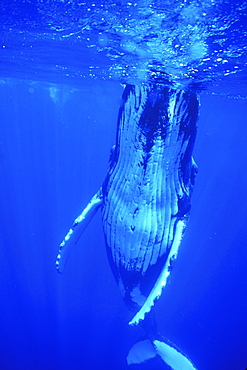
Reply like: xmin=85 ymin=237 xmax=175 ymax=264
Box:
xmin=56 ymin=188 xmax=103 ymax=273
xmin=129 ymin=219 xmax=186 ymax=326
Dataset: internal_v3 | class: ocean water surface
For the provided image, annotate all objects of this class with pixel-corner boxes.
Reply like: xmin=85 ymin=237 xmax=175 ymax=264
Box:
xmin=0 ymin=1 xmax=247 ymax=369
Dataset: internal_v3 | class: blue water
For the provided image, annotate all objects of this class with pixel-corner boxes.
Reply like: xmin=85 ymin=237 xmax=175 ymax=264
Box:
xmin=0 ymin=1 xmax=247 ymax=369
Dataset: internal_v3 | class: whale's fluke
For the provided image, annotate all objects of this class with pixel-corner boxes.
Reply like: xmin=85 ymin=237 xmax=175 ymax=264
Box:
xmin=127 ymin=338 xmax=197 ymax=370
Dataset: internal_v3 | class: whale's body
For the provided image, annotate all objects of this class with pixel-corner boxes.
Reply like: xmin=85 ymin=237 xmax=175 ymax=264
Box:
xmin=56 ymin=82 xmax=199 ymax=369
xmin=102 ymin=83 xmax=198 ymax=320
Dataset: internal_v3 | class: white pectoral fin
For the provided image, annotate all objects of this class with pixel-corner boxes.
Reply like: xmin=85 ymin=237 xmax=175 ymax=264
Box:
xmin=56 ymin=188 xmax=103 ymax=273
xmin=129 ymin=220 xmax=186 ymax=326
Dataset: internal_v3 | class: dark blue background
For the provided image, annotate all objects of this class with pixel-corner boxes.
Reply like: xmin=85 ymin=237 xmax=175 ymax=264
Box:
xmin=0 ymin=80 xmax=246 ymax=370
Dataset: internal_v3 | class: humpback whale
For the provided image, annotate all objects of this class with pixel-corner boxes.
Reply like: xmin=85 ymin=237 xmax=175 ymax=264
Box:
xmin=56 ymin=81 xmax=199 ymax=369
